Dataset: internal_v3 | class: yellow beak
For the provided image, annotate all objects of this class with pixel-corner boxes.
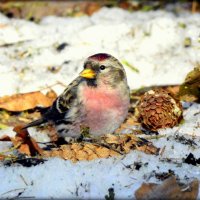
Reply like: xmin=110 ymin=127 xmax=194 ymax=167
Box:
xmin=80 ymin=68 xmax=96 ymax=79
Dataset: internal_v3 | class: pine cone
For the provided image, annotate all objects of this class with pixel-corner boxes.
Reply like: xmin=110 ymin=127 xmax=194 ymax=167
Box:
xmin=136 ymin=89 xmax=183 ymax=131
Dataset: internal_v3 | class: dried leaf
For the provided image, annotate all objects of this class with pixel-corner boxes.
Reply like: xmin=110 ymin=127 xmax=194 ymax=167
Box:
xmin=178 ymin=65 xmax=200 ymax=102
xmin=0 ymin=24 xmax=8 ymax=29
xmin=0 ymin=154 xmax=6 ymax=160
xmin=85 ymin=2 xmax=101 ymax=15
xmin=136 ymin=144 xmax=159 ymax=155
xmin=45 ymin=90 xmax=57 ymax=100
xmin=0 ymin=109 xmax=41 ymax=128
xmin=130 ymin=85 xmax=180 ymax=102
xmin=9 ymin=125 xmax=44 ymax=156
xmin=103 ymin=134 xmax=120 ymax=144
xmin=0 ymin=135 xmax=11 ymax=141
xmin=29 ymin=137 xmax=44 ymax=155
xmin=135 ymin=176 xmax=199 ymax=200
xmin=18 ymin=144 xmax=31 ymax=156
xmin=0 ymin=90 xmax=57 ymax=112
xmin=0 ymin=2 xmax=101 ymax=21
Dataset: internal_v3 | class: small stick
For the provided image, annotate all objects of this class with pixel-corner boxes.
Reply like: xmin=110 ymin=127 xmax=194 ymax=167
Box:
xmin=192 ymin=0 xmax=198 ymax=13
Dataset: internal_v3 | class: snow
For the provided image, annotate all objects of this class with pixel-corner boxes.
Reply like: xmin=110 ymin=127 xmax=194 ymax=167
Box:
xmin=0 ymin=7 xmax=200 ymax=199
xmin=0 ymin=8 xmax=200 ymax=96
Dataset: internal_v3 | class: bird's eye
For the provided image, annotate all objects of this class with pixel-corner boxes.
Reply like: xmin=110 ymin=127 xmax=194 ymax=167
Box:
xmin=100 ymin=65 xmax=106 ymax=70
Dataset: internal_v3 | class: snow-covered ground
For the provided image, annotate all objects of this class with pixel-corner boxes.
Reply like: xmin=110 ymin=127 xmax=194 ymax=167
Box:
xmin=0 ymin=7 xmax=200 ymax=199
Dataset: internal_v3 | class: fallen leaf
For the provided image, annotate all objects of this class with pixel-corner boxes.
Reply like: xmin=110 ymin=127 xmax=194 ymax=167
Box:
xmin=85 ymin=2 xmax=101 ymax=15
xmin=0 ymin=125 xmax=43 ymax=157
xmin=102 ymin=134 xmax=159 ymax=155
xmin=18 ymin=144 xmax=31 ymax=156
xmin=0 ymin=155 xmax=5 ymax=160
xmin=13 ymin=125 xmax=43 ymax=156
xmin=178 ymin=65 xmax=200 ymax=102
xmin=130 ymin=85 xmax=180 ymax=102
xmin=45 ymin=89 xmax=57 ymax=100
xmin=0 ymin=24 xmax=7 ymax=28
xmin=135 ymin=176 xmax=199 ymax=200
xmin=0 ymin=109 xmax=41 ymax=128
xmin=0 ymin=1 xmax=101 ymax=21
xmin=0 ymin=90 xmax=57 ymax=112
xmin=0 ymin=135 xmax=11 ymax=141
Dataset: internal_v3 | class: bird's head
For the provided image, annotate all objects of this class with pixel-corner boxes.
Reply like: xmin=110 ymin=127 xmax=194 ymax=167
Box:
xmin=80 ymin=53 xmax=127 ymax=88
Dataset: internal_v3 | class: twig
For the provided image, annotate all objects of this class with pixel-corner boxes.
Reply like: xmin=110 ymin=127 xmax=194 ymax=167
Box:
xmin=159 ymin=145 xmax=166 ymax=157
xmin=0 ymin=153 xmax=16 ymax=160
xmin=0 ymin=39 xmax=33 ymax=47
xmin=81 ymin=137 xmax=124 ymax=155
xmin=20 ymin=175 xmax=28 ymax=186
xmin=192 ymin=0 xmax=198 ymax=13
xmin=1 ymin=188 xmax=25 ymax=196
xmin=39 ymin=81 xmax=67 ymax=92
xmin=194 ymin=111 xmax=200 ymax=116
xmin=91 ymin=141 xmax=124 ymax=155
xmin=142 ymin=134 xmax=167 ymax=140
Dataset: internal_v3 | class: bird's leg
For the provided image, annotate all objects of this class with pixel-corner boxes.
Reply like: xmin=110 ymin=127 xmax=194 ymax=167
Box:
xmin=80 ymin=129 xmax=124 ymax=155
xmin=64 ymin=137 xmax=78 ymax=143
xmin=63 ymin=126 xmax=94 ymax=143
xmin=80 ymin=125 xmax=90 ymax=137
xmin=77 ymin=125 xmax=95 ymax=142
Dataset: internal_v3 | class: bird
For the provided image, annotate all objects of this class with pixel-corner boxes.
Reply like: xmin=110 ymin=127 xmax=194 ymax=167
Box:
xmin=24 ymin=53 xmax=130 ymax=139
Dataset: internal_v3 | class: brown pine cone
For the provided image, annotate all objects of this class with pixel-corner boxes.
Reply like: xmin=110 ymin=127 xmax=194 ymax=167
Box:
xmin=136 ymin=89 xmax=183 ymax=131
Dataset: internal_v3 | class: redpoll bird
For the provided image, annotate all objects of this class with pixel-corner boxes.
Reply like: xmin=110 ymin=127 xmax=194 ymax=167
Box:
xmin=24 ymin=53 xmax=130 ymax=138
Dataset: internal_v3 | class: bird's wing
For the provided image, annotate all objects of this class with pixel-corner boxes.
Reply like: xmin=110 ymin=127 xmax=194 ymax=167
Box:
xmin=55 ymin=79 xmax=80 ymax=113
xmin=45 ymin=77 xmax=81 ymax=119
xmin=23 ymin=77 xmax=82 ymax=129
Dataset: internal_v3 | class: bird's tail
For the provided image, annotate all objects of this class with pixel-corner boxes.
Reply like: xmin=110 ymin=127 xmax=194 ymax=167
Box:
xmin=22 ymin=118 xmax=47 ymax=129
